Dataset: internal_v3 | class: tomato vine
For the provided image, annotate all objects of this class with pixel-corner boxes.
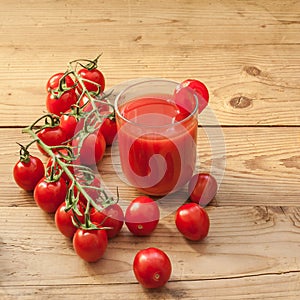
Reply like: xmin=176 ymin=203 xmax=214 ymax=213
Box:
xmin=18 ymin=55 xmax=116 ymax=230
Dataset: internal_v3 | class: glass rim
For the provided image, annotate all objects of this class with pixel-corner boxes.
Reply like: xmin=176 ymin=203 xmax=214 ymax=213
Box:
xmin=114 ymin=78 xmax=199 ymax=129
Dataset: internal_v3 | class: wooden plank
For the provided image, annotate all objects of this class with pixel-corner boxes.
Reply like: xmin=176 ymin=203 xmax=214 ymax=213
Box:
xmin=1 ymin=273 xmax=300 ymax=300
xmin=1 ymin=126 xmax=299 ymax=208
xmin=1 ymin=0 xmax=299 ymax=45
xmin=0 ymin=206 xmax=300 ymax=290
xmin=0 ymin=0 xmax=300 ymax=126
xmin=1 ymin=44 xmax=300 ymax=126
xmin=1 ymin=45 xmax=299 ymax=127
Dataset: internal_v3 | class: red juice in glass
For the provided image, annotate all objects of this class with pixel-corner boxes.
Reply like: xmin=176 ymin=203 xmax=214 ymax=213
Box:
xmin=114 ymin=79 xmax=198 ymax=196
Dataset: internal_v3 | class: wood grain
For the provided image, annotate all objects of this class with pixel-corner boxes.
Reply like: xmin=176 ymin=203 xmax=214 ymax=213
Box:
xmin=2 ymin=274 xmax=300 ymax=300
xmin=1 ymin=0 xmax=300 ymax=299
xmin=1 ymin=0 xmax=299 ymax=45
xmin=1 ymin=206 xmax=300 ymax=298
xmin=2 ymin=126 xmax=299 ymax=207
xmin=0 ymin=0 xmax=299 ymax=126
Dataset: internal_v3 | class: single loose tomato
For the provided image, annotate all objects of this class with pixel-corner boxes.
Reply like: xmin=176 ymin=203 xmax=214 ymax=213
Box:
xmin=33 ymin=177 xmax=67 ymax=213
xmin=46 ymin=89 xmax=78 ymax=116
xmin=37 ymin=125 xmax=67 ymax=156
xmin=181 ymin=79 xmax=209 ymax=101
xmin=55 ymin=201 xmax=85 ymax=238
xmin=73 ymin=227 xmax=108 ymax=262
xmin=175 ymin=203 xmax=210 ymax=241
xmin=13 ymin=155 xmax=45 ymax=191
xmin=90 ymin=204 xmax=124 ymax=239
xmin=99 ymin=117 xmax=117 ymax=146
xmin=77 ymin=68 xmax=105 ymax=94
xmin=188 ymin=173 xmax=217 ymax=207
xmin=46 ymin=72 xmax=75 ymax=93
xmin=133 ymin=247 xmax=172 ymax=289
xmin=125 ymin=196 xmax=160 ymax=236
xmin=174 ymin=79 xmax=209 ymax=115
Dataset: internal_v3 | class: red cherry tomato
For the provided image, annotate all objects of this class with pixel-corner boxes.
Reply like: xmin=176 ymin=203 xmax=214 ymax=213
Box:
xmin=78 ymin=94 xmax=90 ymax=107
xmin=46 ymin=89 xmax=77 ymax=116
xmin=13 ymin=155 xmax=45 ymax=191
xmin=46 ymin=72 xmax=75 ymax=92
xmin=77 ymin=68 xmax=105 ymax=94
xmin=77 ymin=97 xmax=112 ymax=137
xmin=60 ymin=112 xmax=80 ymax=141
xmin=46 ymin=149 xmax=74 ymax=184
xmin=175 ymin=203 xmax=210 ymax=241
xmin=133 ymin=247 xmax=172 ymax=289
xmin=125 ymin=196 xmax=160 ymax=236
xmin=33 ymin=177 xmax=67 ymax=213
xmin=174 ymin=107 xmax=190 ymax=122
xmin=99 ymin=117 xmax=117 ymax=146
xmin=182 ymin=79 xmax=209 ymax=101
xmin=80 ymin=94 xmax=110 ymax=112
xmin=174 ymin=79 xmax=209 ymax=115
xmin=72 ymin=132 xmax=106 ymax=166
xmin=37 ymin=126 xmax=67 ymax=156
xmin=90 ymin=204 xmax=124 ymax=239
xmin=73 ymin=227 xmax=108 ymax=262
xmin=55 ymin=201 xmax=85 ymax=238
xmin=188 ymin=173 xmax=217 ymax=206
xmin=72 ymin=175 xmax=102 ymax=205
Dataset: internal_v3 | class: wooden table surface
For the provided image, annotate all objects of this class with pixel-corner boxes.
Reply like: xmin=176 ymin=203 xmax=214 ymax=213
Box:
xmin=1 ymin=1 xmax=300 ymax=299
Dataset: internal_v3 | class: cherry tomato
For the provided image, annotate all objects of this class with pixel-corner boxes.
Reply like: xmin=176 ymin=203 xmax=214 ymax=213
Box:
xmin=37 ymin=126 xmax=67 ymax=156
xmin=78 ymin=94 xmax=90 ymax=107
xmin=72 ymin=132 xmax=106 ymax=166
xmin=55 ymin=201 xmax=85 ymax=238
xmin=77 ymin=112 xmax=101 ymax=132
xmin=133 ymin=247 xmax=172 ymax=289
xmin=188 ymin=173 xmax=217 ymax=206
xmin=77 ymin=97 xmax=112 ymax=138
xmin=72 ymin=175 xmax=102 ymax=205
xmin=73 ymin=227 xmax=108 ymax=262
xmin=60 ymin=112 xmax=80 ymax=141
xmin=175 ymin=203 xmax=210 ymax=241
xmin=77 ymin=68 xmax=105 ymax=94
xmin=90 ymin=204 xmax=124 ymax=239
xmin=46 ymin=72 xmax=75 ymax=93
xmin=33 ymin=177 xmax=67 ymax=213
xmin=99 ymin=117 xmax=117 ymax=146
xmin=46 ymin=89 xmax=78 ymax=116
xmin=125 ymin=196 xmax=160 ymax=236
xmin=182 ymin=79 xmax=209 ymax=101
xmin=13 ymin=155 xmax=45 ymax=191
xmin=174 ymin=79 xmax=209 ymax=114
xmin=46 ymin=149 xmax=74 ymax=184
xmin=174 ymin=106 xmax=190 ymax=122
xmin=79 ymin=94 xmax=110 ymax=112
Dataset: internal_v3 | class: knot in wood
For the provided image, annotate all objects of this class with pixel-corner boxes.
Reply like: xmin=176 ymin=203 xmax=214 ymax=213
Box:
xmin=134 ymin=35 xmax=142 ymax=42
xmin=229 ymin=96 xmax=252 ymax=109
xmin=244 ymin=65 xmax=261 ymax=77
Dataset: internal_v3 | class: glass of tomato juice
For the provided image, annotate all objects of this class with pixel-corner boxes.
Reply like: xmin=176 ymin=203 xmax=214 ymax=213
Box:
xmin=114 ymin=79 xmax=199 ymax=196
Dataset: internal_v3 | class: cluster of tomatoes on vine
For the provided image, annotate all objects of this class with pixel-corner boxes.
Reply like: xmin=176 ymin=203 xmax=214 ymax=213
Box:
xmin=13 ymin=55 xmax=218 ymax=289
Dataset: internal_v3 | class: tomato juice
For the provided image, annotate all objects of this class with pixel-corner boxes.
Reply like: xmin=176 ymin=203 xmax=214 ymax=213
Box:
xmin=116 ymin=93 xmax=198 ymax=196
